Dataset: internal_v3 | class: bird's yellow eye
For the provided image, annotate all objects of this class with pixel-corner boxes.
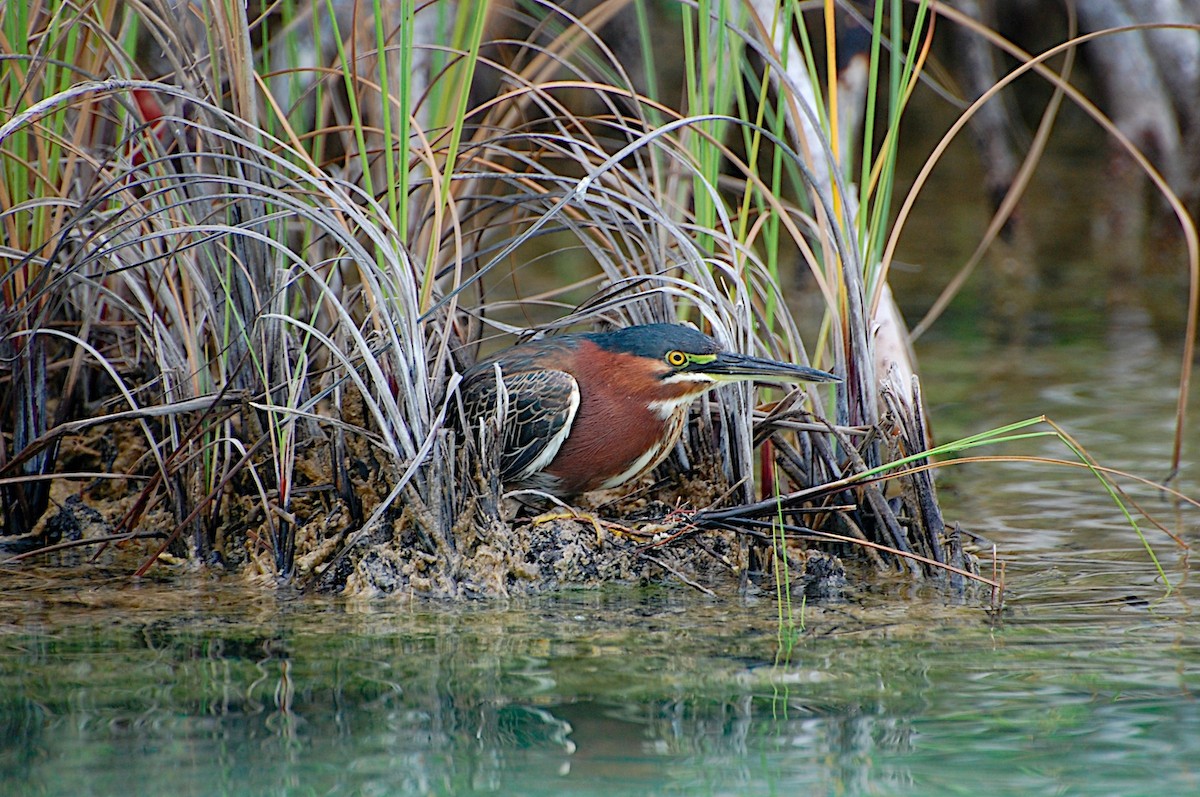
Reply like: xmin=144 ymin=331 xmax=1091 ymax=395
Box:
xmin=666 ymin=350 xmax=688 ymax=367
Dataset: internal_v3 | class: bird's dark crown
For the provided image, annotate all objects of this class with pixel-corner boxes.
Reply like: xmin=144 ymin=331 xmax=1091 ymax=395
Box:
xmin=587 ymin=323 xmax=720 ymax=360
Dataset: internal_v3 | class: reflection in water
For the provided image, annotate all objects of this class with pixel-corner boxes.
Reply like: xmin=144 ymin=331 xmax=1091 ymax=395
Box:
xmin=1 ymin=572 xmax=1198 ymax=796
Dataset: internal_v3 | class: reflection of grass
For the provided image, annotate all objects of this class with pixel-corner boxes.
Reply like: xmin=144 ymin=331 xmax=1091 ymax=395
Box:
xmin=772 ymin=491 xmax=804 ymax=665
xmin=6 ymin=597 xmax=1197 ymax=793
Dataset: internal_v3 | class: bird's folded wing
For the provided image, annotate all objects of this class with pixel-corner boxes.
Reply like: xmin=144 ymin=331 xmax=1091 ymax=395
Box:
xmin=462 ymin=367 xmax=579 ymax=483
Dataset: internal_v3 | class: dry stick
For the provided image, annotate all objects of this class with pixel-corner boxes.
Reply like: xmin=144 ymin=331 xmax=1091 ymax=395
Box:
xmin=687 ymin=436 xmax=944 ymax=579
xmin=709 ymin=519 xmax=996 ymax=590
xmin=689 ymin=535 xmax=739 ymax=574
xmin=824 ymin=420 xmax=921 ymax=575
xmin=802 ymin=420 xmax=860 ymax=552
xmin=0 ymin=394 xmax=247 ymax=477
xmin=134 ymin=431 xmax=272 ymax=577
xmin=907 ymin=378 xmax=947 ymax=565
xmin=771 ymin=438 xmax=815 ymax=497
xmin=1 ymin=531 xmax=170 ymax=566
xmin=834 ymin=513 xmax=889 ymax=572
xmin=103 ymin=399 xmax=249 ymax=561
xmin=755 ymin=393 xmax=815 ymax=486
xmin=880 ymin=378 xmax=946 ymax=567
xmin=639 ymin=553 xmax=717 ymax=597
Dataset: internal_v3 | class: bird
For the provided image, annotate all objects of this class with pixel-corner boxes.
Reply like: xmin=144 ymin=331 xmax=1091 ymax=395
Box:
xmin=459 ymin=323 xmax=838 ymax=497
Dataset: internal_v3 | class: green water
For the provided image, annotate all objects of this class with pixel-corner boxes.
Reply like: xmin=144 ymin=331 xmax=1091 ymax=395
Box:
xmin=2 ymin=339 xmax=1198 ymax=796
xmin=1 ymin=577 xmax=1196 ymax=796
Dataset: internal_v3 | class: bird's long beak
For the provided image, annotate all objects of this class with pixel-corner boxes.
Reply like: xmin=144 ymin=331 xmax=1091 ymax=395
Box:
xmin=703 ymin=352 xmax=840 ymax=384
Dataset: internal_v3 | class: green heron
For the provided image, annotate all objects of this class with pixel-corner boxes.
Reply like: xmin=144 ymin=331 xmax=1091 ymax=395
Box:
xmin=460 ymin=323 xmax=837 ymax=497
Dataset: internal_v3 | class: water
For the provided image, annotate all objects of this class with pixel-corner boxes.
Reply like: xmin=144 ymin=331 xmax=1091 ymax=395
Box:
xmin=2 ymin=573 xmax=1197 ymax=796
xmin=2 ymin=337 xmax=1197 ymax=796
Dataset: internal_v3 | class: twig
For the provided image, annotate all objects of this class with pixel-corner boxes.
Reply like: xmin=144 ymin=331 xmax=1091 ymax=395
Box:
xmin=639 ymin=553 xmax=716 ymax=596
xmin=1 ymin=530 xmax=169 ymax=565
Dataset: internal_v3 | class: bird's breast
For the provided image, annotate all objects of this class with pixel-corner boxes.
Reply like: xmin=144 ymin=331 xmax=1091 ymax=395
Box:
xmin=540 ymin=349 xmax=697 ymax=493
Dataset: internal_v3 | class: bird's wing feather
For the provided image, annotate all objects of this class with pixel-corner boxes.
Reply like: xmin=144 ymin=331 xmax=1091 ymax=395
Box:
xmin=500 ymin=369 xmax=578 ymax=481
xmin=462 ymin=366 xmax=579 ymax=484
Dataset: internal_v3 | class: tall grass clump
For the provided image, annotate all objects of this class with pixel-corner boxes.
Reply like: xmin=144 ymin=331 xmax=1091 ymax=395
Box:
xmin=0 ymin=1 xmax=130 ymax=537
xmin=0 ymin=0 xmax=1191 ymax=601
xmin=0 ymin=1 xmax=438 ymax=583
